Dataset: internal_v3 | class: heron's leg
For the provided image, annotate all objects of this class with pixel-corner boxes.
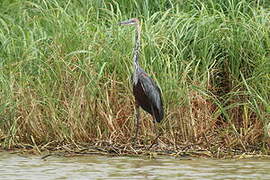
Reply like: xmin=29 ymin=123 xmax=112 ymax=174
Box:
xmin=153 ymin=120 xmax=158 ymax=135
xmin=134 ymin=103 xmax=140 ymax=143
xmin=148 ymin=114 xmax=161 ymax=150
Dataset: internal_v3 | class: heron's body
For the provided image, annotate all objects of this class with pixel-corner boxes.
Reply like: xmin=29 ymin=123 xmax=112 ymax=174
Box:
xmin=119 ymin=18 xmax=164 ymax=141
xmin=132 ymin=68 xmax=163 ymax=123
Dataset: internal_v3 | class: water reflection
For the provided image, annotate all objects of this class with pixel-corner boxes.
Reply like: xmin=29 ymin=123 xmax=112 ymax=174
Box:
xmin=1 ymin=152 xmax=270 ymax=179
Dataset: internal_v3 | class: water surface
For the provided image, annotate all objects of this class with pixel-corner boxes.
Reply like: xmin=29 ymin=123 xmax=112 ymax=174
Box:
xmin=1 ymin=152 xmax=269 ymax=179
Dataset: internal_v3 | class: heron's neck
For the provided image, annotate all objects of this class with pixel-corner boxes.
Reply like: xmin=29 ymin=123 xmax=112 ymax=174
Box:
xmin=133 ymin=24 xmax=141 ymax=71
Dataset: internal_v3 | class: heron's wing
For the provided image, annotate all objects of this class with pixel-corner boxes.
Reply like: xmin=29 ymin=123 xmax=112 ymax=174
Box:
xmin=139 ymin=73 xmax=163 ymax=112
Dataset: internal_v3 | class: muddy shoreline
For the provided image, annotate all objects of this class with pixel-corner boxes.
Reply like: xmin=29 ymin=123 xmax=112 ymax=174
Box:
xmin=2 ymin=141 xmax=270 ymax=160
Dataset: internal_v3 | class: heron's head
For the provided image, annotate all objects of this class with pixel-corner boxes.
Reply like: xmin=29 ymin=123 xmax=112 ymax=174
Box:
xmin=119 ymin=18 xmax=139 ymax=26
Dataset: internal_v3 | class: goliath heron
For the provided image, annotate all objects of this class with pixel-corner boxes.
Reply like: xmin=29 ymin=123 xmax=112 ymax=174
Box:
xmin=119 ymin=18 xmax=164 ymax=141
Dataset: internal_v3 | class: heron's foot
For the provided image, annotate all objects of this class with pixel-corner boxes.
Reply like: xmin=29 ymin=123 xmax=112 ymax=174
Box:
xmin=131 ymin=136 xmax=139 ymax=146
xmin=147 ymin=132 xmax=162 ymax=150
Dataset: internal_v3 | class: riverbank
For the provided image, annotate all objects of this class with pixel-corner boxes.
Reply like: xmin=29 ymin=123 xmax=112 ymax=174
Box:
xmin=2 ymin=139 xmax=270 ymax=160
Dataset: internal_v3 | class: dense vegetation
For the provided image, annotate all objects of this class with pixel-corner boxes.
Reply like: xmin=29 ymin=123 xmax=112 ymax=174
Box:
xmin=0 ymin=0 xmax=269 ymax=153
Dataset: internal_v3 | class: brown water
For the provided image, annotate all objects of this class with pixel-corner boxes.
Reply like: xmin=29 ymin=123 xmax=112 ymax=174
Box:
xmin=1 ymin=152 xmax=270 ymax=179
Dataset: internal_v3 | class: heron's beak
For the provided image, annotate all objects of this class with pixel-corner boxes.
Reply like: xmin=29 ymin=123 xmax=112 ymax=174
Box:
xmin=118 ymin=19 xmax=134 ymax=26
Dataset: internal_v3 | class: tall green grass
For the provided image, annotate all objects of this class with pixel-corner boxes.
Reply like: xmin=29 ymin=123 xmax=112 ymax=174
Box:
xmin=0 ymin=0 xmax=269 ymax=150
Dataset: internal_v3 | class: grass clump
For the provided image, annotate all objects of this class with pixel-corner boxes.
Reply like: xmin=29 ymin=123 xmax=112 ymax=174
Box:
xmin=0 ymin=0 xmax=269 ymax=154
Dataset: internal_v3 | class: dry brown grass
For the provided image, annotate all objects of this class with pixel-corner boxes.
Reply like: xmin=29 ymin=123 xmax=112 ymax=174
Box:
xmin=1 ymin=72 xmax=268 ymax=157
